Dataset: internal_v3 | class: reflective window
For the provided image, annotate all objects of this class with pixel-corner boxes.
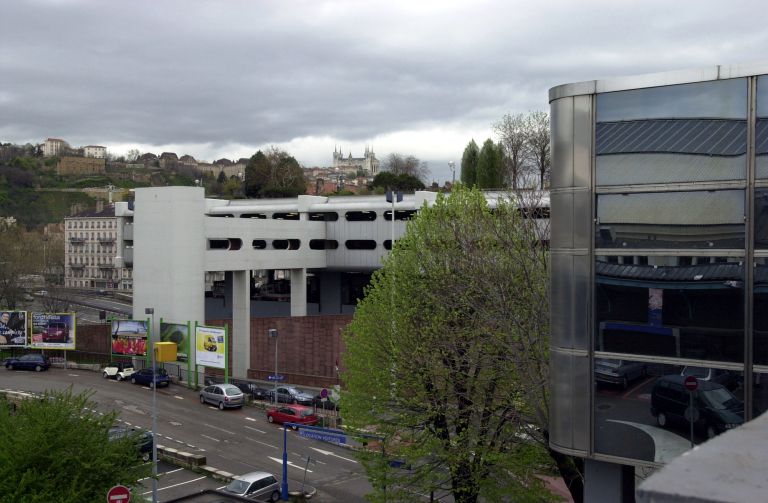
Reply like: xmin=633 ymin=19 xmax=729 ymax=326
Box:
xmin=596 ymin=190 xmax=744 ymax=249
xmin=755 ymin=190 xmax=768 ymax=249
xmin=595 ymin=255 xmax=744 ymax=361
xmin=309 ymin=212 xmax=338 ymax=221
xmin=383 ymin=210 xmax=417 ymax=221
xmin=346 ymin=211 xmax=377 ymax=222
xmin=758 ymin=76 xmax=768 ymax=178
xmin=753 ymin=371 xmax=768 ymax=415
xmin=754 ymin=258 xmax=768 ymax=365
xmin=594 ymin=357 xmax=744 ymax=461
xmin=596 ymin=79 xmax=747 ymax=186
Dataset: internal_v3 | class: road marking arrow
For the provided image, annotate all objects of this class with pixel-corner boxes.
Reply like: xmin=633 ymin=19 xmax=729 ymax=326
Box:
xmin=310 ymin=447 xmax=358 ymax=463
xmin=268 ymin=456 xmax=313 ymax=472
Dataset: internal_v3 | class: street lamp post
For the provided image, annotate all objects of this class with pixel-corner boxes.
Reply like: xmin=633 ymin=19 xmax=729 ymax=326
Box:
xmin=269 ymin=328 xmax=278 ymax=406
xmin=448 ymin=161 xmax=455 ymax=185
xmin=145 ymin=307 xmax=158 ymax=503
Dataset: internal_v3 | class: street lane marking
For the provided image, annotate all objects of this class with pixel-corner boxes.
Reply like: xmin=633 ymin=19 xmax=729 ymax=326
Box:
xmin=310 ymin=447 xmax=358 ymax=464
xmin=268 ymin=456 xmax=313 ymax=472
xmin=203 ymin=423 xmax=236 ymax=435
xmin=141 ymin=476 xmax=207 ymax=495
xmin=245 ymin=437 xmax=278 ymax=450
xmin=201 ymin=434 xmax=220 ymax=442
xmin=245 ymin=425 xmax=266 ymax=434
xmin=174 ymin=395 xmax=184 ymax=400
xmin=67 ymin=374 xmax=79 ymax=377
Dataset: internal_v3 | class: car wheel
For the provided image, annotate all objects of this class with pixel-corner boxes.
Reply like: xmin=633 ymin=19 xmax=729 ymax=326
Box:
xmin=116 ymin=375 xmax=123 ymax=381
xmin=706 ymin=426 xmax=717 ymax=439
xmin=7 ymin=364 xmax=13 ymax=370
xmin=142 ymin=452 xmax=151 ymax=462
xmin=270 ymin=490 xmax=280 ymax=502
xmin=291 ymin=424 xmax=299 ymax=431
xmin=149 ymin=382 xmax=155 ymax=389
xmin=218 ymin=401 xmax=225 ymax=410
xmin=200 ymin=395 xmax=205 ymax=404
xmin=657 ymin=412 xmax=668 ymax=427
xmin=131 ymin=377 xmax=137 ymax=384
xmin=103 ymin=372 xmax=109 ymax=379
xmin=35 ymin=365 xmax=43 ymax=372
xmin=268 ymin=415 xmax=274 ymax=423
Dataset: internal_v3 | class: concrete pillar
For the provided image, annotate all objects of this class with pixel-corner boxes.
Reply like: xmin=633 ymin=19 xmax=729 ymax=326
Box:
xmin=231 ymin=270 xmax=250 ymax=378
xmin=290 ymin=268 xmax=307 ymax=317
xmin=585 ymin=459 xmax=635 ymax=503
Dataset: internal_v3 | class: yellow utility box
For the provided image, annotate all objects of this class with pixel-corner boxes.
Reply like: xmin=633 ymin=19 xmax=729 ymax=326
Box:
xmin=154 ymin=342 xmax=178 ymax=362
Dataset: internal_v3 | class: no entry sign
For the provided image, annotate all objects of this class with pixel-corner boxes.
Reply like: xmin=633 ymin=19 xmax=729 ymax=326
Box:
xmin=107 ymin=485 xmax=131 ymax=503
xmin=684 ymin=375 xmax=699 ymax=392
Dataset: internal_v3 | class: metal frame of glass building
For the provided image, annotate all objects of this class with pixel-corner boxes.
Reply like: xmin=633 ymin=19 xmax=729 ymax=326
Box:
xmin=549 ymin=63 xmax=768 ymax=500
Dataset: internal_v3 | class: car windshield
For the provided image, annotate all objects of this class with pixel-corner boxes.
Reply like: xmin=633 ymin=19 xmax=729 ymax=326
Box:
xmin=224 ymin=387 xmax=240 ymax=396
xmin=287 ymin=387 xmax=305 ymax=395
xmin=700 ymin=387 xmax=741 ymax=410
xmin=682 ymin=366 xmax=709 ymax=378
xmin=225 ymin=479 xmax=249 ymax=494
xmin=299 ymin=409 xmax=314 ymax=418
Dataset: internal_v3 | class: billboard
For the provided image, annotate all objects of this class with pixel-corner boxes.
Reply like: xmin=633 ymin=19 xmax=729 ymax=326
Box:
xmin=195 ymin=325 xmax=225 ymax=369
xmin=111 ymin=319 xmax=148 ymax=356
xmin=0 ymin=310 xmax=28 ymax=347
xmin=29 ymin=312 xmax=76 ymax=350
xmin=160 ymin=322 xmax=188 ymax=361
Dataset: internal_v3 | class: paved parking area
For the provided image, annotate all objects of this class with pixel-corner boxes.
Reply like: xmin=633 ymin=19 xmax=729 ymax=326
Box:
xmin=136 ymin=461 xmax=224 ymax=502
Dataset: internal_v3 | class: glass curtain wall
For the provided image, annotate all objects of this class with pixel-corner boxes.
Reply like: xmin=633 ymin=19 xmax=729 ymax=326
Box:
xmin=593 ymin=78 xmax=749 ymax=462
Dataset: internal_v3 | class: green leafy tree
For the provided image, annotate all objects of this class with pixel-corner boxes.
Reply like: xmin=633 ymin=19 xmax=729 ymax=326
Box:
xmin=216 ymin=170 xmax=227 ymax=184
xmin=0 ymin=388 xmax=151 ymax=502
xmin=493 ymin=113 xmax=531 ymax=189
xmin=369 ymin=172 xmax=425 ymax=193
xmin=343 ymin=188 xmax=557 ymax=503
xmin=476 ymin=139 xmax=503 ymax=189
xmin=460 ymin=139 xmax=479 ymax=187
xmin=244 ymin=147 xmax=307 ymax=198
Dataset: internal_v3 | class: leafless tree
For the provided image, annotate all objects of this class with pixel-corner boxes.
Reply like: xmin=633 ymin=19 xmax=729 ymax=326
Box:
xmin=493 ymin=113 xmax=532 ymax=190
xmin=383 ymin=153 xmax=429 ymax=182
xmin=526 ymin=111 xmax=551 ymax=190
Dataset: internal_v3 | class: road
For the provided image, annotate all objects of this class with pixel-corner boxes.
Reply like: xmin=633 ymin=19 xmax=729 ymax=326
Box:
xmin=1 ymin=366 xmax=372 ymax=502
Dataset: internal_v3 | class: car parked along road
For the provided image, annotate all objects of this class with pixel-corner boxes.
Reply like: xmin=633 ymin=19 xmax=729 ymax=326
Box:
xmin=200 ymin=383 xmax=245 ymax=410
xmin=131 ymin=368 xmax=170 ymax=388
xmin=5 ymin=354 xmax=51 ymax=372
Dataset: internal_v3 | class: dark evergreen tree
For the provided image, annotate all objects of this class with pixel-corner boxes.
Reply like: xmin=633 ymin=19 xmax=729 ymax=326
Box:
xmin=460 ymin=139 xmax=479 ymax=187
xmin=476 ymin=139 xmax=503 ymax=189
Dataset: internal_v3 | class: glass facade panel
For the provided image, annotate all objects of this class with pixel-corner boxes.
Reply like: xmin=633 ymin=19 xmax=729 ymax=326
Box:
xmin=757 ymin=76 xmax=768 ymax=178
xmin=595 ymin=357 xmax=744 ymax=460
xmin=596 ymin=190 xmax=745 ymax=249
xmin=595 ymin=255 xmax=744 ymax=361
xmin=754 ymin=258 xmax=768 ymax=365
xmin=596 ymin=79 xmax=747 ymax=185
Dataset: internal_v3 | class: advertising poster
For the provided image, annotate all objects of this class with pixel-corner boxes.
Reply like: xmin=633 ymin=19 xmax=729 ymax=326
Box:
xmin=195 ymin=325 xmax=225 ymax=369
xmin=0 ymin=310 xmax=28 ymax=347
xmin=29 ymin=312 xmax=76 ymax=350
xmin=111 ymin=319 xmax=148 ymax=356
xmin=160 ymin=322 xmax=188 ymax=361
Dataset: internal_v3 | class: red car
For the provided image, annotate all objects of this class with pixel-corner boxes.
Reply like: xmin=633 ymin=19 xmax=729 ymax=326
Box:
xmin=42 ymin=321 xmax=70 ymax=343
xmin=266 ymin=405 xmax=318 ymax=429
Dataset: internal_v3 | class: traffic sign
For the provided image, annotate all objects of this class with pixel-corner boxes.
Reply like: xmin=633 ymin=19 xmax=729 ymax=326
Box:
xmin=300 ymin=429 xmax=347 ymax=444
xmin=684 ymin=375 xmax=699 ymax=392
xmin=320 ymin=388 xmax=328 ymax=399
xmin=267 ymin=374 xmax=285 ymax=381
xmin=107 ymin=485 xmax=131 ymax=503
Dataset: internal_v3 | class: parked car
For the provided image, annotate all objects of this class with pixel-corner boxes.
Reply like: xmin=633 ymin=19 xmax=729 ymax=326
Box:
xmin=102 ymin=361 xmax=136 ymax=381
xmin=266 ymin=404 xmax=319 ymax=429
xmin=108 ymin=426 xmax=153 ymax=462
xmin=651 ymin=374 xmax=744 ymax=439
xmin=681 ymin=366 xmax=740 ymax=391
xmin=312 ymin=393 xmax=340 ymax=411
xmin=200 ymin=383 xmax=245 ymax=410
xmin=222 ymin=471 xmax=280 ymax=502
xmin=594 ymin=358 xmax=647 ymax=389
xmin=265 ymin=386 xmax=315 ymax=405
xmin=5 ymin=354 xmax=51 ymax=372
xmin=42 ymin=321 xmax=69 ymax=343
xmin=131 ymin=368 xmax=170 ymax=388
xmin=232 ymin=381 xmax=271 ymax=401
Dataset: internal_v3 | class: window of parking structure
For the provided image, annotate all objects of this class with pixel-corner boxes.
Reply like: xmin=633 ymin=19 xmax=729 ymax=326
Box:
xmin=383 ymin=240 xmax=394 ymax=250
xmin=273 ymin=213 xmax=299 ymax=220
xmin=242 ymin=213 xmax=267 ymax=219
xmin=309 ymin=239 xmax=338 ymax=250
xmin=383 ymin=210 xmax=417 ymax=221
xmin=309 ymin=212 xmax=338 ymax=221
xmin=595 ymin=255 xmax=744 ymax=362
xmin=346 ymin=211 xmax=377 ymax=221
xmin=272 ymin=239 xmax=300 ymax=250
xmin=757 ymin=75 xmax=768 ymax=178
xmin=345 ymin=240 xmax=377 ymax=250
xmin=252 ymin=240 xmax=267 ymax=249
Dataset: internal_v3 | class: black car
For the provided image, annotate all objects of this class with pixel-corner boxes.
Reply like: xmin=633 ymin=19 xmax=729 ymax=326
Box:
xmin=108 ymin=426 xmax=153 ymax=462
xmin=651 ymin=374 xmax=744 ymax=439
xmin=265 ymin=386 xmax=314 ymax=405
xmin=5 ymin=354 xmax=51 ymax=372
xmin=231 ymin=380 xmax=271 ymax=401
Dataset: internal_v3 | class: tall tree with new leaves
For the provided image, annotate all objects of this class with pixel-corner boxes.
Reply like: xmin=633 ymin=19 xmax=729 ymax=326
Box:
xmin=494 ymin=112 xmax=531 ymax=189
xmin=476 ymin=139 xmax=503 ymax=189
xmin=526 ymin=111 xmax=551 ymax=189
xmin=343 ymin=188 xmax=557 ymax=503
xmin=460 ymin=139 xmax=479 ymax=187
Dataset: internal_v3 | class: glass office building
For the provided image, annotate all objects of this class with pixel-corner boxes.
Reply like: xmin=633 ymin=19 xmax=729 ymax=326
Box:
xmin=549 ymin=64 xmax=768 ymax=495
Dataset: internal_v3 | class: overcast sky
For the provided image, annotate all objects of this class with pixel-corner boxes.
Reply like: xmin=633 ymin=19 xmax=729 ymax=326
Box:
xmin=2 ymin=1 xmax=767 ymax=183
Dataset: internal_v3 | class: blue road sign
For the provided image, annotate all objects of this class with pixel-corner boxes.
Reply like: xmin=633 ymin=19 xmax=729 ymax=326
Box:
xmin=299 ymin=429 xmax=346 ymax=444
xmin=267 ymin=374 xmax=285 ymax=381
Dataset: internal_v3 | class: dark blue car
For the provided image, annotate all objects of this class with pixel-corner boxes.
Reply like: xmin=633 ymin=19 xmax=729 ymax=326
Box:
xmin=131 ymin=368 xmax=170 ymax=388
xmin=5 ymin=354 xmax=51 ymax=372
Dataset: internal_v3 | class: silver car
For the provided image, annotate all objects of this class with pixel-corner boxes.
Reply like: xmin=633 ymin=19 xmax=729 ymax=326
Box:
xmin=223 ymin=471 xmax=280 ymax=502
xmin=199 ymin=383 xmax=245 ymax=410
